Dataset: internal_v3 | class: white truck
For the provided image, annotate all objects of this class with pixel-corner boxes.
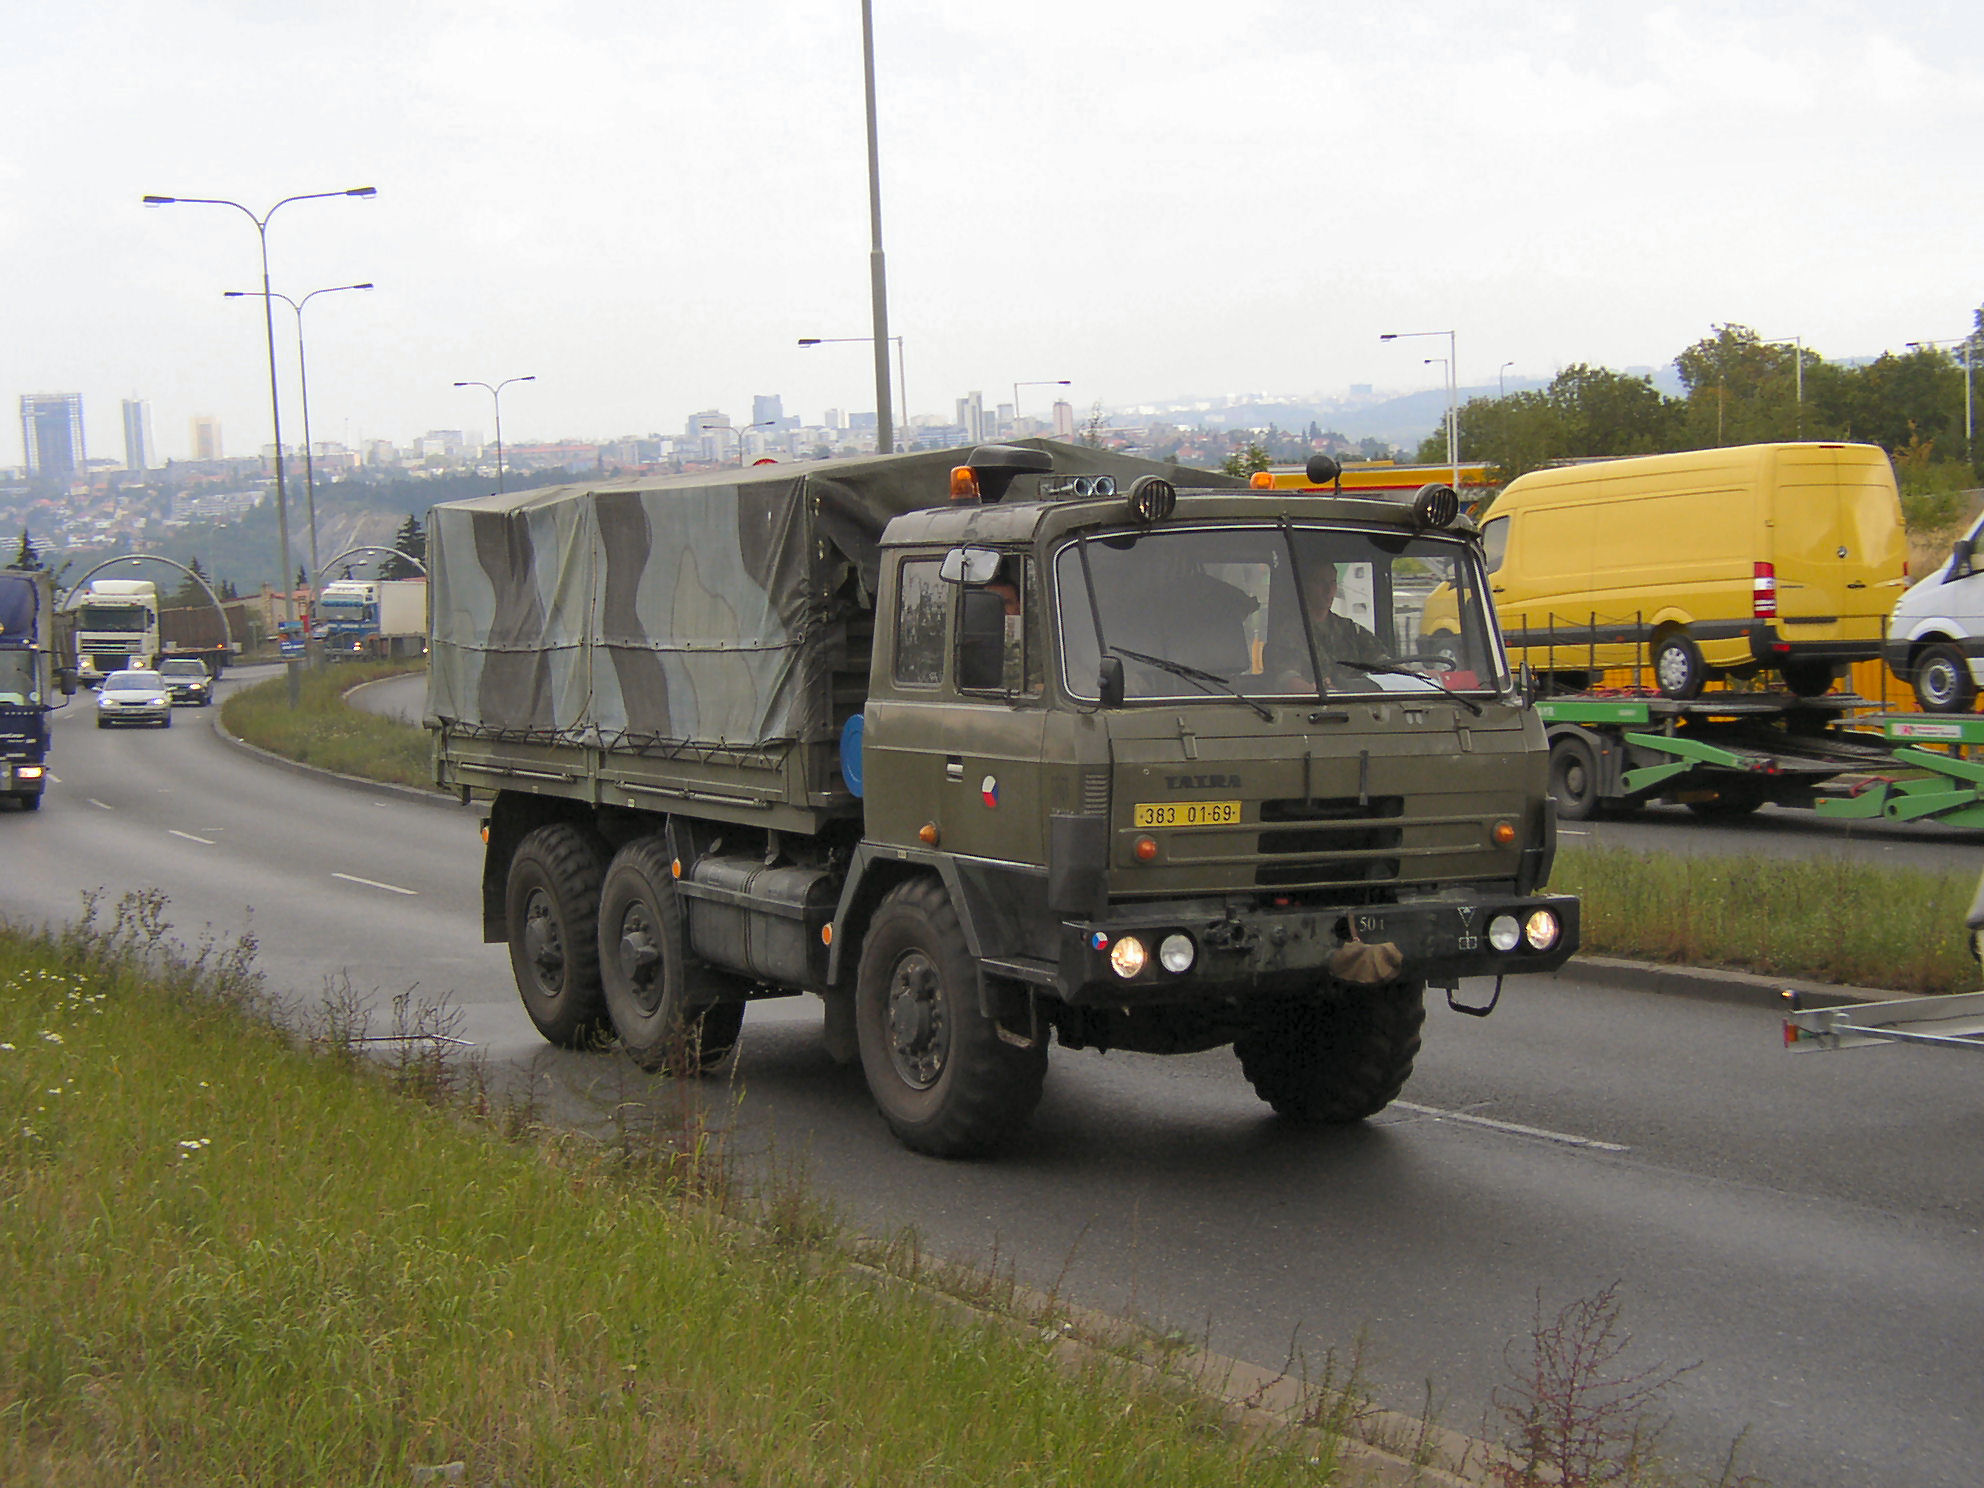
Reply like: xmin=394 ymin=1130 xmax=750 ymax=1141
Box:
xmin=73 ymin=579 xmax=160 ymax=684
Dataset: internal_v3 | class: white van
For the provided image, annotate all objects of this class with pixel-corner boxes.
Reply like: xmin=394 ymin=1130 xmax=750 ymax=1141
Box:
xmin=1885 ymin=510 xmax=1984 ymax=712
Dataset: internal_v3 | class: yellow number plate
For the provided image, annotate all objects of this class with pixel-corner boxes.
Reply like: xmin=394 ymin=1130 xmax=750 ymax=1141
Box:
xmin=1134 ymin=800 xmax=1241 ymax=828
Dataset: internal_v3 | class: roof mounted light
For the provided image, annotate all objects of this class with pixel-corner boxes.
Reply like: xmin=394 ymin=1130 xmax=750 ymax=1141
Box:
xmin=1412 ymin=482 xmax=1462 ymax=528
xmin=1041 ymin=473 xmax=1116 ymax=499
xmin=1126 ymin=475 xmax=1177 ymax=523
xmin=949 ymin=466 xmax=981 ymax=502
xmin=1306 ymin=454 xmax=1342 ymax=486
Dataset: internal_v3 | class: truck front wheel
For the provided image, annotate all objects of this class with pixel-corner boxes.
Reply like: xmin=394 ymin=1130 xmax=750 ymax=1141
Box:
xmin=1234 ymin=980 xmax=1425 ymax=1123
xmin=505 ymin=823 xmax=611 ymax=1048
xmin=855 ymin=878 xmax=1047 ymax=1157
xmin=598 ymin=838 xmax=744 ymax=1074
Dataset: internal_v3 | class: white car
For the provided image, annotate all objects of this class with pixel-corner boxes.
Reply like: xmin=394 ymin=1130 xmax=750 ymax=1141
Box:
xmin=1885 ymin=511 xmax=1984 ymax=713
xmin=96 ymin=669 xmax=172 ymax=728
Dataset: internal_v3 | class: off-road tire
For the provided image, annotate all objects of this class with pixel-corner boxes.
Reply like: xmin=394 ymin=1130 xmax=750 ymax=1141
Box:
xmin=505 ymin=822 xmax=611 ymax=1048
xmin=1912 ymin=642 xmax=1976 ymax=714
xmin=1548 ymin=732 xmax=1602 ymax=821
xmin=598 ymin=837 xmax=744 ymax=1074
xmin=855 ymin=877 xmax=1047 ymax=1157
xmin=1234 ymin=980 xmax=1426 ymax=1123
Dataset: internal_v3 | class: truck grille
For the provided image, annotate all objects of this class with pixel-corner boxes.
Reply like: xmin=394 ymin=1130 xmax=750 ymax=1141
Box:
xmin=1255 ymin=795 xmax=1403 ymax=887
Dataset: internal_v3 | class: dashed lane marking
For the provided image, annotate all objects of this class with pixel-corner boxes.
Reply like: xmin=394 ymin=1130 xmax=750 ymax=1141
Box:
xmin=168 ymin=829 xmax=215 ymax=846
xmin=332 ymin=872 xmax=419 ymax=896
xmin=1392 ymin=1100 xmax=1629 ymax=1152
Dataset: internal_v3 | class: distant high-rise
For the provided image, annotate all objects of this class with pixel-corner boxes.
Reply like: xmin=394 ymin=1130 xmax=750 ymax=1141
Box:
xmin=20 ymin=393 xmax=85 ymax=480
xmin=752 ymin=394 xmax=784 ymax=428
xmin=121 ymin=398 xmax=155 ymax=472
xmin=956 ymin=392 xmax=985 ymax=444
xmin=1052 ymin=400 xmax=1075 ymax=439
xmin=190 ymin=416 xmax=222 ymax=461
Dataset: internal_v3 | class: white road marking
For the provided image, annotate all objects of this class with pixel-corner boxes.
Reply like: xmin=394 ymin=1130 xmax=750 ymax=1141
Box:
xmin=1392 ymin=1100 xmax=1629 ymax=1152
xmin=332 ymin=872 xmax=419 ymax=896
xmin=168 ymin=829 xmax=215 ymax=846
xmin=87 ymin=798 xmax=112 ymax=811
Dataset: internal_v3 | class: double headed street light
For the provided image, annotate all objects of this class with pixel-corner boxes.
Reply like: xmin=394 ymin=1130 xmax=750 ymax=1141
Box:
xmin=1013 ymin=379 xmax=1071 ymax=425
xmin=453 ymin=376 xmax=536 ymax=493
xmin=142 ymin=188 xmax=377 ymax=677
xmin=225 ymin=282 xmax=374 ymax=587
xmin=1380 ymin=329 xmax=1459 ymax=489
xmin=798 ymin=336 xmax=908 ymax=448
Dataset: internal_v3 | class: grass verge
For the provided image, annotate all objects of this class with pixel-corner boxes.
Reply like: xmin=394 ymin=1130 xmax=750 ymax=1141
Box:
xmin=220 ymin=659 xmax=432 ymax=789
xmin=0 ymin=894 xmax=1365 ymax=1486
xmin=1552 ymin=844 xmax=1975 ymax=994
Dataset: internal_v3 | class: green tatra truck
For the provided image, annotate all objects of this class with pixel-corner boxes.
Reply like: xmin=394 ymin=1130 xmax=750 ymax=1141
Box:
xmin=428 ymin=439 xmax=1577 ymax=1156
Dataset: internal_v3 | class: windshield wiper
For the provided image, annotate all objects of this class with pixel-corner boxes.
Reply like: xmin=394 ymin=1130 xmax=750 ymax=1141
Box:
xmin=1108 ymin=645 xmax=1274 ymax=721
xmin=1333 ymin=659 xmax=1485 ymax=716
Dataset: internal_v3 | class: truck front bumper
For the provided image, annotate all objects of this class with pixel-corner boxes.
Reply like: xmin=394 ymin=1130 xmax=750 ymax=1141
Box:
xmin=1051 ymin=890 xmax=1579 ymax=1006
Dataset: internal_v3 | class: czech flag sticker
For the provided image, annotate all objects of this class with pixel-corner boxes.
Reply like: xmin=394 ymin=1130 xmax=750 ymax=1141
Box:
xmin=980 ymin=774 xmax=999 ymax=809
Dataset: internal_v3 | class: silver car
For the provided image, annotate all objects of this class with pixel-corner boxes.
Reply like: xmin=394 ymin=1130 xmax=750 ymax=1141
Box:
xmin=96 ymin=669 xmax=172 ymax=729
xmin=158 ymin=658 xmax=214 ymax=706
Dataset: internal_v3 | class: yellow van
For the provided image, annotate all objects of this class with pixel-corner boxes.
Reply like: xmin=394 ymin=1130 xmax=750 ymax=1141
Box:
xmin=1467 ymin=443 xmax=1907 ymax=697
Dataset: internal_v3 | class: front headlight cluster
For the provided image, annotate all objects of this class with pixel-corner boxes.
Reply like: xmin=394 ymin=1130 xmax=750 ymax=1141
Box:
xmin=1488 ymin=909 xmax=1562 ymax=954
xmin=1091 ymin=930 xmax=1198 ymax=980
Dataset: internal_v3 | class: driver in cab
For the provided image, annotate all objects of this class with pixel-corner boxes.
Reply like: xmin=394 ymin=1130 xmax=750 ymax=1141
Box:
xmin=1272 ymin=560 xmax=1383 ymax=691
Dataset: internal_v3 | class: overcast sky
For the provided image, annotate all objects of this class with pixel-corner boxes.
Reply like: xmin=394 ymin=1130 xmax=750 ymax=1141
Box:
xmin=7 ymin=0 xmax=1982 ymax=462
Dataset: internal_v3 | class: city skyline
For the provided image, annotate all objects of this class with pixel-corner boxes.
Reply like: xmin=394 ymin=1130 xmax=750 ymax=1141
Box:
xmin=6 ymin=3 xmax=1981 ymax=465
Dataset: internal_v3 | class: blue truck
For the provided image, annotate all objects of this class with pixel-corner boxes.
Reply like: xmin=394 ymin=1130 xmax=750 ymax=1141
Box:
xmin=0 ymin=568 xmax=77 ymax=812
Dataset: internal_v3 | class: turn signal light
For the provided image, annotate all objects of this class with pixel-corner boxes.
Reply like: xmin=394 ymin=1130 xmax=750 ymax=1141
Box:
xmin=1133 ymin=835 xmax=1159 ymax=862
xmin=918 ymin=821 xmax=941 ymax=846
xmin=1491 ymin=819 xmax=1517 ymax=846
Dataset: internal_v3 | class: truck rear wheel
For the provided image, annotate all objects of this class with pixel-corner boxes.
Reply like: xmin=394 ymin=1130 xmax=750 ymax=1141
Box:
xmin=1548 ymin=732 xmax=1602 ymax=821
xmin=598 ymin=838 xmax=744 ymax=1074
xmin=855 ymin=877 xmax=1047 ymax=1157
xmin=505 ymin=823 xmax=611 ymax=1048
xmin=1234 ymin=980 xmax=1425 ymax=1123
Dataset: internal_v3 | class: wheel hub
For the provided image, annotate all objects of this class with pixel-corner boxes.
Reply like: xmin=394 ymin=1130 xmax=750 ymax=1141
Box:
xmin=617 ymin=904 xmax=664 ymax=1013
xmin=523 ymin=891 xmax=564 ymax=986
xmin=884 ymin=950 xmax=948 ymax=1089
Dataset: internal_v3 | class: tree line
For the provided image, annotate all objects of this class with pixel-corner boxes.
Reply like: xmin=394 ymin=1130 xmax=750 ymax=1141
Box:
xmin=1422 ymin=317 xmax=1983 ymax=526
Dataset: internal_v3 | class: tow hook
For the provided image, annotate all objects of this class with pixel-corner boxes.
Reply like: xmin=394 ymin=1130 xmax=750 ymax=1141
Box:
xmin=1443 ymin=975 xmax=1504 ymax=1018
xmin=1202 ymin=914 xmax=1258 ymax=955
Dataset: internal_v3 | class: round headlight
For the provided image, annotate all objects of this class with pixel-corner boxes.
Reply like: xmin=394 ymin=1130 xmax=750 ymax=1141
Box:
xmin=1126 ymin=475 xmax=1176 ymax=524
xmin=1158 ymin=933 xmax=1195 ymax=974
xmin=1109 ymin=936 xmax=1149 ymax=978
xmin=1487 ymin=914 xmax=1522 ymax=952
xmin=1524 ymin=909 xmax=1561 ymax=952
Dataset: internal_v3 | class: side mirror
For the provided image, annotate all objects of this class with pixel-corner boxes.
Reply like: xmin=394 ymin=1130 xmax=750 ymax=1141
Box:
xmin=1952 ymin=537 xmax=1974 ymax=580
xmin=1098 ymin=654 xmax=1125 ymax=707
xmin=939 ymin=546 xmax=1003 ymax=584
xmin=57 ymin=667 xmax=78 ymax=697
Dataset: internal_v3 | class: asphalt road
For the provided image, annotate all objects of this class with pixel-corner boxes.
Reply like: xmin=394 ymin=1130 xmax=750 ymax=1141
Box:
xmin=6 ymin=668 xmax=1981 ymax=1488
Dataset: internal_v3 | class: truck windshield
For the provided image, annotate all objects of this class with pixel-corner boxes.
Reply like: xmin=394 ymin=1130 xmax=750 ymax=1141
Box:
xmin=1054 ymin=523 xmax=1505 ymax=703
xmin=0 ymin=650 xmax=37 ymax=706
xmin=78 ymin=605 xmax=151 ymax=632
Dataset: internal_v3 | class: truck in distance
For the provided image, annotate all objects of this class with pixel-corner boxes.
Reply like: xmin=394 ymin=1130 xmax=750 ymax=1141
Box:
xmin=317 ymin=578 xmax=428 ymax=659
xmin=72 ymin=579 xmax=161 ymax=683
xmin=0 ymin=568 xmax=77 ymax=811
xmin=429 ymin=441 xmax=1578 ymax=1156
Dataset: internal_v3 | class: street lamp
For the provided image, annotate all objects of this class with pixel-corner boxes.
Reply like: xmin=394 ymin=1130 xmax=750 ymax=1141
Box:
xmin=1381 ymin=329 xmax=1459 ymax=488
xmin=141 ymin=186 xmax=377 ymax=680
xmin=1907 ymin=337 xmax=1976 ymax=462
xmin=224 ymin=282 xmax=373 ymax=587
xmin=1764 ymin=335 xmax=1805 ymax=437
xmin=1013 ymin=380 xmax=1071 ymax=426
xmin=1499 ymin=362 xmax=1515 ymax=398
xmin=798 ymin=336 xmax=908 ymax=447
xmin=734 ymin=420 xmax=778 ymax=466
xmin=453 ymin=376 xmax=535 ymax=493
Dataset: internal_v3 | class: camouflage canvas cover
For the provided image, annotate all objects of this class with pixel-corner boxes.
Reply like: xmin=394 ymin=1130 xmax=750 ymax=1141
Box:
xmin=427 ymin=440 xmax=1228 ymax=749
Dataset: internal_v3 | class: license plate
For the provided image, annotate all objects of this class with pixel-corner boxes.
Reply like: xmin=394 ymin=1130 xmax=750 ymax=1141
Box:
xmin=1134 ymin=799 xmax=1241 ymax=827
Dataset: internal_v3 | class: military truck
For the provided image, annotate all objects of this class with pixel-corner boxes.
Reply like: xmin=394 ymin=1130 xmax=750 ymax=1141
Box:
xmin=428 ymin=440 xmax=1578 ymax=1156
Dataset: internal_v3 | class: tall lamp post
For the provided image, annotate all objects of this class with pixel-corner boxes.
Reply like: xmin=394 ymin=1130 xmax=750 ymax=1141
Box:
xmin=798 ymin=336 xmax=908 ymax=446
xmin=860 ymin=0 xmax=894 ymax=455
xmin=453 ymin=376 xmax=535 ymax=493
xmin=225 ymin=282 xmax=373 ymax=588
xmin=1764 ymin=335 xmax=1806 ymax=437
xmin=142 ymin=186 xmax=377 ymax=693
xmin=1381 ymin=329 xmax=1459 ymax=488
xmin=1907 ymin=337 xmax=1976 ymax=464
xmin=1013 ymin=379 xmax=1071 ymax=428
xmin=1499 ymin=361 xmax=1515 ymax=398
